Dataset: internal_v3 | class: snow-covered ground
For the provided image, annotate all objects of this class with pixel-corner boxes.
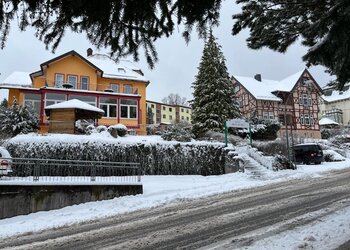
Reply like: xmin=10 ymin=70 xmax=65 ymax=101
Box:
xmin=1 ymin=158 xmax=350 ymax=249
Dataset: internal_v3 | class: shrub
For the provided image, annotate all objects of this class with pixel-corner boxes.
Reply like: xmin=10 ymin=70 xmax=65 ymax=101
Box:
xmin=96 ymin=125 xmax=107 ymax=133
xmin=321 ymin=129 xmax=331 ymax=139
xmin=115 ymin=124 xmax=128 ymax=137
xmin=161 ymin=123 xmax=194 ymax=142
xmin=86 ymin=125 xmax=96 ymax=134
xmin=0 ymin=99 xmax=38 ymax=137
xmin=236 ymin=118 xmax=281 ymax=140
xmin=273 ymin=155 xmax=296 ymax=170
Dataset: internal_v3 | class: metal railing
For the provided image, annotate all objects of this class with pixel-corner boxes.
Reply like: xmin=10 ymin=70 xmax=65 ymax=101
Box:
xmin=0 ymin=158 xmax=141 ymax=184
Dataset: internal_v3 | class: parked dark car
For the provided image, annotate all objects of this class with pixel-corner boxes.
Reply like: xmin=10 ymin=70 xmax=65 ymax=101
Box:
xmin=292 ymin=143 xmax=323 ymax=165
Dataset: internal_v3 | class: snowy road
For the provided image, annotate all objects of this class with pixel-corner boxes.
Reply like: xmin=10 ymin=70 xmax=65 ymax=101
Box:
xmin=1 ymin=168 xmax=350 ymax=250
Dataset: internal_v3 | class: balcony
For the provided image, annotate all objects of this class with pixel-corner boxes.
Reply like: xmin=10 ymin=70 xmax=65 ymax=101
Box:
xmin=44 ymin=80 xmax=139 ymax=95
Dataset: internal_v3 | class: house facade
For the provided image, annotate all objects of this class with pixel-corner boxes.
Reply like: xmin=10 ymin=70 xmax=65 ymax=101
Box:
xmin=146 ymin=100 xmax=192 ymax=125
xmin=232 ymin=69 xmax=322 ymax=139
xmin=0 ymin=50 xmax=150 ymax=135
xmin=320 ymin=84 xmax=350 ymax=126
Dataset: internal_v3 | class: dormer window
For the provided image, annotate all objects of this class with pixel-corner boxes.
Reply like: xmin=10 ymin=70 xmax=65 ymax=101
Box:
xmin=55 ymin=74 xmax=64 ymax=88
xmin=118 ymin=68 xmax=126 ymax=73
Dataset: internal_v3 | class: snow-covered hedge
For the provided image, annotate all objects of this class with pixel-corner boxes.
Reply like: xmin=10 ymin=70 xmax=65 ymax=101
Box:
xmin=5 ymin=134 xmax=226 ymax=176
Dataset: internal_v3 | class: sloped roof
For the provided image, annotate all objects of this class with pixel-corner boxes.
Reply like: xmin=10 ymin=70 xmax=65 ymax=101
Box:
xmin=322 ymin=86 xmax=350 ymax=103
xmin=45 ymin=99 xmax=104 ymax=114
xmin=86 ymin=54 xmax=148 ymax=82
xmin=233 ymin=76 xmax=282 ymax=101
xmin=319 ymin=117 xmax=339 ymax=125
xmin=32 ymin=50 xmax=149 ymax=83
xmin=0 ymin=71 xmax=32 ymax=87
xmin=233 ymin=70 xmax=306 ymax=101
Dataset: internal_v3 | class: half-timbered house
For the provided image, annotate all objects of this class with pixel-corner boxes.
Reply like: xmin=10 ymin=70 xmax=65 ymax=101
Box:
xmin=232 ymin=69 xmax=323 ymax=139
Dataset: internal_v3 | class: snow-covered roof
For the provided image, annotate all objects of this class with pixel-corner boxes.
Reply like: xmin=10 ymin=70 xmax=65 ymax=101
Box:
xmin=319 ymin=117 xmax=339 ymax=126
xmin=233 ymin=76 xmax=282 ymax=101
xmin=322 ymin=88 xmax=350 ymax=103
xmin=0 ymin=72 xmax=32 ymax=87
xmin=45 ymin=99 xmax=104 ymax=114
xmin=86 ymin=54 xmax=148 ymax=82
xmin=233 ymin=70 xmax=305 ymax=101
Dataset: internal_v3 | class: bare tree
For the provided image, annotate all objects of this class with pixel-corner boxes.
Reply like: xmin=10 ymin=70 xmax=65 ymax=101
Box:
xmin=162 ymin=93 xmax=188 ymax=105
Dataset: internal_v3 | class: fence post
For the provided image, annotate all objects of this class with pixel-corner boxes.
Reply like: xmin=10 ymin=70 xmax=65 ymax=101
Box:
xmin=137 ymin=164 xmax=141 ymax=182
xmin=33 ymin=159 xmax=40 ymax=182
xmin=91 ymin=163 xmax=96 ymax=182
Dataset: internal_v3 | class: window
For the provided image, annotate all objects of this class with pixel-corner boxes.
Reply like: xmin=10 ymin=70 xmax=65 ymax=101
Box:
xmin=181 ymin=116 xmax=184 ymax=120
xmin=169 ymin=115 xmax=173 ymax=120
xmin=163 ymin=106 xmax=166 ymax=111
xmin=67 ymin=75 xmax=78 ymax=89
xmin=24 ymin=94 xmax=41 ymax=114
xmin=156 ymin=109 xmax=160 ymax=114
xmin=151 ymin=104 xmax=154 ymax=108
xmin=99 ymin=98 xmax=118 ymax=118
xmin=186 ymin=117 xmax=189 ymax=121
xmin=186 ymin=110 xmax=189 ymax=113
xmin=299 ymin=94 xmax=311 ymax=107
xmin=263 ymin=111 xmax=274 ymax=120
xmin=181 ymin=108 xmax=184 ymax=112
xmin=169 ymin=108 xmax=172 ymax=112
xmin=163 ymin=114 xmax=166 ymax=119
xmin=300 ymin=114 xmax=311 ymax=125
xmin=55 ymin=74 xmax=64 ymax=88
xmin=234 ymin=85 xmax=240 ymax=93
xmin=110 ymin=83 xmax=119 ymax=93
xmin=68 ymin=95 xmax=96 ymax=106
xmin=45 ymin=93 xmax=66 ymax=107
xmin=80 ymin=76 xmax=89 ymax=90
xmin=120 ymin=99 xmax=138 ymax=119
xmin=124 ymin=85 xmax=132 ymax=94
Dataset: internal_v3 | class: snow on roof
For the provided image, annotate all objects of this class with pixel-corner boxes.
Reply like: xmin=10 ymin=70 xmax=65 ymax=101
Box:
xmin=233 ymin=70 xmax=305 ymax=101
xmin=233 ymin=76 xmax=282 ymax=101
xmin=45 ymin=99 xmax=104 ymax=114
xmin=322 ymin=88 xmax=350 ymax=103
xmin=0 ymin=71 xmax=32 ymax=87
xmin=86 ymin=54 xmax=148 ymax=82
xmin=319 ymin=117 xmax=339 ymax=125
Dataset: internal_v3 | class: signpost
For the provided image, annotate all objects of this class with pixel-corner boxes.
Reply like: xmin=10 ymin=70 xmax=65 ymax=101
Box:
xmin=225 ymin=119 xmax=251 ymax=147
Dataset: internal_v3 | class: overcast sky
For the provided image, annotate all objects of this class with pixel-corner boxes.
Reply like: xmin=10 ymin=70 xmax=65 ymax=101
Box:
xmin=0 ymin=0 xmax=333 ymax=102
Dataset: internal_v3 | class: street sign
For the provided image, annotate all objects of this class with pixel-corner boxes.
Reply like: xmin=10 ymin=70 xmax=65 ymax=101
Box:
xmin=226 ymin=119 xmax=249 ymax=129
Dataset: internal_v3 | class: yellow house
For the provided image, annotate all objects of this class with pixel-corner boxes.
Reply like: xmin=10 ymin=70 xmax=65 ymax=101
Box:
xmin=0 ymin=50 xmax=150 ymax=135
xmin=146 ymin=100 xmax=192 ymax=125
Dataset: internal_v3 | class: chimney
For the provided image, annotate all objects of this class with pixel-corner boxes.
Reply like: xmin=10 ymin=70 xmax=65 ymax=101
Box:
xmin=254 ymin=74 xmax=262 ymax=82
xmin=87 ymin=48 xmax=93 ymax=57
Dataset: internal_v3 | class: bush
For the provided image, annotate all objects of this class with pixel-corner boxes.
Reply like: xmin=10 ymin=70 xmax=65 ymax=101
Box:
xmin=116 ymin=124 xmax=128 ymax=137
xmin=236 ymin=118 xmax=281 ymax=140
xmin=96 ymin=125 xmax=107 ymax=133
xmin=161 ymin=123 xmax=194 ymax=142
xmin=273 ymin=155 xmax=296 ymax=170
xmin=86 ymin=125 xmax=96 ymax=134
xmin=0 ymin=99 xmax=38 ymax=137
xmin=5 ymin=136 xmax=227 ymax=176
xmin=321 ymin=129 xmax=331 ymax=139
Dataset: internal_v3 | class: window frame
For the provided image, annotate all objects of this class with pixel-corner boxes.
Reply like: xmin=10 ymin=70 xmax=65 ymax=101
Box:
xmin=80 ymin=76 xmax=90 ymax=90
xmin=67 ymin=75 xmax=78 ymax=89
xmin=120 ymin=99 xmax=138 ymax=119
xmin=99 ymin=97 xmax=118 ymax=119
xmin=55 ymin=73 xmax=64 ymax=88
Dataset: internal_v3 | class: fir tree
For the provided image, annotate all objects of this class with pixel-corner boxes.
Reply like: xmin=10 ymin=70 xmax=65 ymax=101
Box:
xmin=233 ymin=0 xmax=350 ymax=89
xmin=0 ymin=99 xmax=39 ymax=137
xmin=191 ymin=31 xmax=240 ymax=137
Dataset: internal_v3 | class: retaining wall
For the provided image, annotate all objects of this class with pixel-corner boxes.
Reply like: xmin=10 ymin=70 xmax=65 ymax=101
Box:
xmin=0 ymin=184 xmax=142 ymax=219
